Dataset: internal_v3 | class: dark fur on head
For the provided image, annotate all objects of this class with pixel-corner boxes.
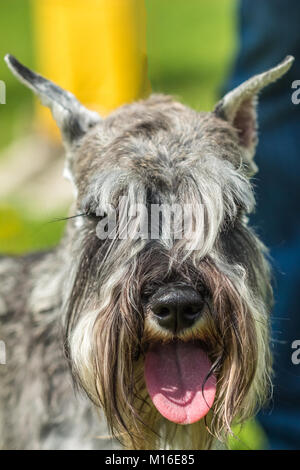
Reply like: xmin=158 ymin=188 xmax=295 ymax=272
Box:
xmin=4 ymin=55 xmax=294 ymax=449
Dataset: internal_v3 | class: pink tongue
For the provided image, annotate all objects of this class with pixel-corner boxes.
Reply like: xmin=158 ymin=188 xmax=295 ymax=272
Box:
xmin=145 ymin=342 xmax=216 ymax=425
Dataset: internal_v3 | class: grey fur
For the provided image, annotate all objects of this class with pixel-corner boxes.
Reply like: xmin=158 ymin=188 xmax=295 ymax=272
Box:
xmin=0 ymin=251 xmax=117 ymax=449
xmin=5 ymin=54 xmax=101 ymax=144
xmin=0 ymin=56 xmax=293 ymax=449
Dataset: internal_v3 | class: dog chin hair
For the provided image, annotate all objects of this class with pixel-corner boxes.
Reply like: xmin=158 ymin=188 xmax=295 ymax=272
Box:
xmin=65 ymin=240 xmax=272 ymax=449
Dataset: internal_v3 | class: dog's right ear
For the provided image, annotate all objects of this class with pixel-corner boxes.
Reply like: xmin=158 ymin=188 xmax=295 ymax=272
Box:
xmin=5 ymin=54 xmax=101 ymax=146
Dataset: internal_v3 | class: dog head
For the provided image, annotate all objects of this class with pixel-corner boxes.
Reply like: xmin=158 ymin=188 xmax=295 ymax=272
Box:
xmin=6 ymin=54 xmax=293 ymax=448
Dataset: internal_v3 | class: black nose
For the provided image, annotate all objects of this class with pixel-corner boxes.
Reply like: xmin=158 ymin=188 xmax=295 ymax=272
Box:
xmin=150 ymin=286 xmax=205 ymax=333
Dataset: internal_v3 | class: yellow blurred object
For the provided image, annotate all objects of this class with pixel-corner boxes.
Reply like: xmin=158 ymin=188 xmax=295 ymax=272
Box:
xmin=0 ymin=206 xmax=22 ymax=241
xmin=32 ymin=0 xmax=151 ymax=138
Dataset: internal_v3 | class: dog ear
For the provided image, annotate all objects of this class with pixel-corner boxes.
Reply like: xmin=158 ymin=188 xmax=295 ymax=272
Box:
xmin=214 ymin=56 xmax=294 ymax=173
xmin=5 ymin=54 xmax=101 ymax=145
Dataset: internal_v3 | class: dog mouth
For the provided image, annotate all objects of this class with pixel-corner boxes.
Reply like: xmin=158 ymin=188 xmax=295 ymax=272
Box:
xmin=144 ymin=341 xmax=216 ymax=425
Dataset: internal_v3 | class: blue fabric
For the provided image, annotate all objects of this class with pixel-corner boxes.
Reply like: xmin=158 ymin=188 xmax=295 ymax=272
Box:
xmin=223 ymin=0 xmax=300 ymax=449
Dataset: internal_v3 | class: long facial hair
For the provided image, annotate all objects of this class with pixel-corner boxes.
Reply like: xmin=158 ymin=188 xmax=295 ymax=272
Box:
xmin=64 ymin=211 xmax=272 ymax=449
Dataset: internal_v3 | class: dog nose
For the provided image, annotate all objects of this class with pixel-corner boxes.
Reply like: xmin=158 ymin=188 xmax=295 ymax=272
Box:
xmin=151 ymin=287 xmax=205 ymax=333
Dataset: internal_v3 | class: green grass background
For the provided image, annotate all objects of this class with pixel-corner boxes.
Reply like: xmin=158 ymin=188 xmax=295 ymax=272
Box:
xmin=0 ymin=0 xmax=267 ymax=450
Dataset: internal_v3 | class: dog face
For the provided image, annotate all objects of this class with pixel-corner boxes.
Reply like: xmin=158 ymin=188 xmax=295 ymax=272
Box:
xmin=6 ymin=55 xmax=293 ymax=449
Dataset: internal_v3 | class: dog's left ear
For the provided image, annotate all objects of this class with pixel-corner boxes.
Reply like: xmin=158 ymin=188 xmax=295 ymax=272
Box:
xmin=5 ymin=54 xmax=101 ymax=146
xmin=214 ymin=56 xmax=294 ymax=174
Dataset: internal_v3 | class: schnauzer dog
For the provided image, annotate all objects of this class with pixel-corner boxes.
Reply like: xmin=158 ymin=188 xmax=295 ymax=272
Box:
xmin=0 ymin=54 xmax=293 ymax=450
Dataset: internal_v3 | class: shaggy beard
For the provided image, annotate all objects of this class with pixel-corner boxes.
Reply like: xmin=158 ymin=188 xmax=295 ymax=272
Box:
xmin=65 ymin=241 xmax=272 ymax=450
